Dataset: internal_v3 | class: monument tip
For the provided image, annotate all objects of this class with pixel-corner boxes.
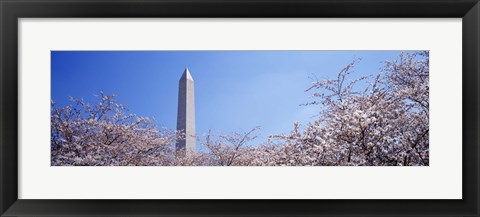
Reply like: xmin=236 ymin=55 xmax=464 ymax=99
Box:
xmin=181 ymin=68 xmax=193 ymax=81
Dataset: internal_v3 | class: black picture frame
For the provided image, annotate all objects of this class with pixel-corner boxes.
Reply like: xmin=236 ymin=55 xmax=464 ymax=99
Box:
xmin=1 ymin=0 xmax=479 ymax=216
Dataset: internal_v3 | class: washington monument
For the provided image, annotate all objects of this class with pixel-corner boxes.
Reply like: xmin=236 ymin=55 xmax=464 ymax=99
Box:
xmin=176 ymin=68 xmax=196 ymax=156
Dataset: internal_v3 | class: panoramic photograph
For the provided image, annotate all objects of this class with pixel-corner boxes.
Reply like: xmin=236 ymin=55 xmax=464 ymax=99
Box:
xmin=51 ymin=51 xmax=429 ymax=166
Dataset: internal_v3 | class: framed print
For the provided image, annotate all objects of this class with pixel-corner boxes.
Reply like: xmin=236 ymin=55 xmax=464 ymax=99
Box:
xmin=1 ymin=0 xmax=479 ymax=216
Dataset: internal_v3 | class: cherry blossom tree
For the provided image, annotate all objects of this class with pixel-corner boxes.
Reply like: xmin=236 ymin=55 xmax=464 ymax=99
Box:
xmin=270 ymin=51 xmax=429 ymax=166
xmin=51 ymin=92 xmax=183 ymax=166
xmin=198 ymin=127 xmax=262 ymax=166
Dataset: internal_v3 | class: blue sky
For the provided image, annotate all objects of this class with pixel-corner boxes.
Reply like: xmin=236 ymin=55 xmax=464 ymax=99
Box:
xmin=51 ymin=50 xmax=404 ymax=145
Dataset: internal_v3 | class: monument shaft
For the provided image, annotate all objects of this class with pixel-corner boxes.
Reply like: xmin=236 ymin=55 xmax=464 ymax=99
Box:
xmin=176 ymin=68 xmax=196 ymax=156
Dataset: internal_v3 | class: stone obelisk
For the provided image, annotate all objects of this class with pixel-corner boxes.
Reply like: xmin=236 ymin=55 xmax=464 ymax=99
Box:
xmin=176 ymin=68 xmax=196 ymax=156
